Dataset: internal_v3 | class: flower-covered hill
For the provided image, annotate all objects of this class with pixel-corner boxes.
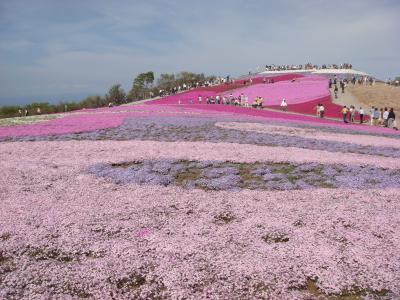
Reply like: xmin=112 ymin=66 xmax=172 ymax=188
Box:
xmin=225 ymin=75 xmax=329 ymax=106
xmin=145 ymin=74 xmax=348 ymax=119
xmin=1 ymin=90 xmax=400 ymax=299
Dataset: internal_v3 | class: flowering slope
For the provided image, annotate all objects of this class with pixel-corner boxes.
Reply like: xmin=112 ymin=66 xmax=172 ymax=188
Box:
xmin=216 ymin=122 xmax=400 ymax=149
xmin=224 ymin=76 xmax=330 ymax=105
xmin=4 ymin=116 xmax=400 ymax=159
xmin=0 ymin=140 xmax=399 ymax=299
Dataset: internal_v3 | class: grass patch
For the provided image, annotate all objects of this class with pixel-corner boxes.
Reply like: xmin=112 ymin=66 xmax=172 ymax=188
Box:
xmin=270 ymin=163 xmax=296 ymax=174
xmin=111 ymin=161 xmax=143 ymax=168
xmin=0 ymin=114 xmax=63 ymax=127
xmin=175 ymin=168 xmax=201 ymax=185
xmin=237 ymin=163 xmax=264 ymax=189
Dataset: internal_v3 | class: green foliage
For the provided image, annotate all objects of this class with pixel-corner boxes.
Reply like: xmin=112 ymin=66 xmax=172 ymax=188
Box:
xmin=0 ymin=70 xmax=217 ymax=119
xmin=106 ymin=84 xmax=126 ymax=105
xmin=128 ymin=71 xmax=155 ymax=101
xmin=157 ymin=73 xmax=176 ymax=91
xmin=0 ymin=105 xmax=19 ymax=118
xmin=80 ymin=95 xmax=107 ymax=108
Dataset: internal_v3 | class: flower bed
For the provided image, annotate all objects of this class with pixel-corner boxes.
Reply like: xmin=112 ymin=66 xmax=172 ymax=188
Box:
xmin=0 ymin=139 xmax=399 ymax=299
xmin=1 ymin=90 xmax=400 ymax=298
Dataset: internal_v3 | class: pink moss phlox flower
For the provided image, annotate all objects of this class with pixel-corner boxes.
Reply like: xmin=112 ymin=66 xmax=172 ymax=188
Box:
xmin=216 ymin=122 xmax=400 ymax=148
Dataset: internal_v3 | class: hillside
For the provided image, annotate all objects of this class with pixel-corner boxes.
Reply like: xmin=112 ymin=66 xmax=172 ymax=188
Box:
xmin=347 ymin=82 xmax=400 ymax=112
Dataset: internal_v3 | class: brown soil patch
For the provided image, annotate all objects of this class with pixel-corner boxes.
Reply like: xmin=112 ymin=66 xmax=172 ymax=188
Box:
xmin=347 ymin=83 xmax=400 ymax=112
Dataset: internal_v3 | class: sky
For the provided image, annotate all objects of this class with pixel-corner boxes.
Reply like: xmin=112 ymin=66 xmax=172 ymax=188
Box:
xmin=0 ymin=0 xmax=399 ymax=106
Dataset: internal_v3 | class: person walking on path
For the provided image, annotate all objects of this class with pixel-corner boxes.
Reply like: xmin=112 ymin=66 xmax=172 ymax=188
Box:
xmin=372 ymin=108 xmax=380 ymax=126
xmin=388 ymin=108 xmax=397 ymax=129
xmin=315 ymin=104 xmax=321 ymax=117
xmin=358 ymin=107 xmax=364 ymax=124
xmin=379 ymin=108 xmax=384 ymax=125
xmin=319 ymin=104 xmax=325 ymax=118
xmin=340 ymin=80 xmax=345 ymax=93
xmin=280 ymin=98 xmax=287 ymax=111
xmin=341 ymin=106 xmax=348 ymax=123
xmin=370 ymin=106 xmax=375 ymax=125
xmin=349 ymin=106 xmax=355 ymax=123
xmin=383 ymin=107 xmax=389 ymax=127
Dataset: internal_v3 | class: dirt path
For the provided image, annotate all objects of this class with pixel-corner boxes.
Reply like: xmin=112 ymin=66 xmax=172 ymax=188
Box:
xmin=331 ymin=88 xmax=365 ymax=109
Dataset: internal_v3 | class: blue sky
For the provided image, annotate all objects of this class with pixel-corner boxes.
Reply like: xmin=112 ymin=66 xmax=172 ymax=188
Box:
xmin=0 ymin=0 xmax=399 ymax=105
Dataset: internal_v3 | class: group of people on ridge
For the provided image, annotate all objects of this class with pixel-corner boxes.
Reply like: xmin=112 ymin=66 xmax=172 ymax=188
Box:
xmin=340 ymin=106 xmax=397 ymax=129
xmin=265 ymin=62 xmax=353 ymax=72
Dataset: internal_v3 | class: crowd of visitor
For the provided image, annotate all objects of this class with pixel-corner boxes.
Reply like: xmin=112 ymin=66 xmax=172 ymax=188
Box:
xmin=385 ymin=78 xmax=400 ymax=86
xmin=328 ymin=75 xmax=348 ymax=98
xmin=328 ymin=74 xmax=377 ymax=98
xmin=339 ymin=105 xmax=397 ymax=130
xmin=193 ymin=93 xmax=269 ymax=109
xmin=265 ymin=63 xmax=353 ymax=71
xmin=159 ymin=77 xmax=232 ymax=97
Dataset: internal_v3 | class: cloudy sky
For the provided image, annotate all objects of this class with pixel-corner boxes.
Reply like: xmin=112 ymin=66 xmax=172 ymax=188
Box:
xmin=0 ymin=0 xmax=399 ymax=105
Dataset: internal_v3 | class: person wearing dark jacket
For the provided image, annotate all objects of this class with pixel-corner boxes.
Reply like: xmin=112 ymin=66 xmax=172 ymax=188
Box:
xmin=388 ymin=108 xmax=397 ymax=129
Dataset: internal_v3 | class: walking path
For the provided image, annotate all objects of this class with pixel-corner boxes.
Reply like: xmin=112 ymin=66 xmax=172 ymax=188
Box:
xmin=331 ymin=88 xmax=364 ymax=108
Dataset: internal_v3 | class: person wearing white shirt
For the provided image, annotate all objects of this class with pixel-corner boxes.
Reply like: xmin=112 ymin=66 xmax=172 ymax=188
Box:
xmin=370 ymin=106 xmax=375 ymax=125
xmin=319 ymin=104 xmax=325 ymax=118
xmin=358 ymin=107 xmax=364 ymax=124
xmin=244 ymin=96 xmax=249 ymax=107
xmin=280 ymin=99 xmax=288 ymax=111
xmin=383 ymin=107 xmax=389 ymax=127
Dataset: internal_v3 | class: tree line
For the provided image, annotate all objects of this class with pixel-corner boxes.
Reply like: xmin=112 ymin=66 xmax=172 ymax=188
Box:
xmin=0 ymin=71 xmax=216 ymax=119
